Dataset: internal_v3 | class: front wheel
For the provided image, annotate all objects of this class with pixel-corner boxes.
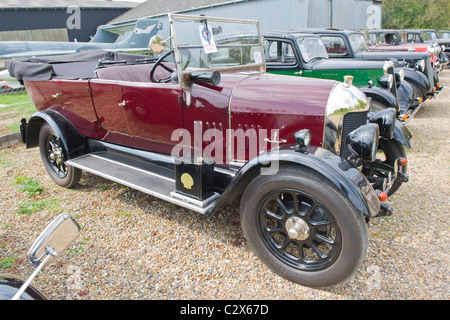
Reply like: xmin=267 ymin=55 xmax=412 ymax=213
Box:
xmin=240 ymin=166 xmax=368 ymax=288
xmin=39 ymin=123 xmax=81 ymax=188
xmin=363 ymin=139 xmax=407 ymax=196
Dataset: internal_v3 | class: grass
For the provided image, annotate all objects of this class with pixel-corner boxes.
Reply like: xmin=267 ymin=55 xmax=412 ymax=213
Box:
xmin=0 ymin=91 xmax=30 ymax=105
xmin=0 ymin=256 xmax=17 ymax=269
xmin=0 ymin=91 xmax=35 ymax=135
xmin=16 ymin=197 xmax=60 ymax=215
xmin=14 ymin=175 xmax=44 ymax=198
xmin=13 ymin=174 xmax=61 ymax=215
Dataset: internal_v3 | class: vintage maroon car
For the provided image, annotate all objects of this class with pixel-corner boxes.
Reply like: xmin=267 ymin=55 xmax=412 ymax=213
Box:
xmin=8 ymin=14 xmax=410 ymax=288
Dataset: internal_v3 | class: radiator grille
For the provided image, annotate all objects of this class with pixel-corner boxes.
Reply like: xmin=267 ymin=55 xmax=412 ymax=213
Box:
xmin=340 ymin=111 xmax=368 ymax=160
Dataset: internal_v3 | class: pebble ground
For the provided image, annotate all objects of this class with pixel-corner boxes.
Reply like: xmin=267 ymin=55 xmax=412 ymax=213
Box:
xmin=0 ymin=71 xmax=448 ymax=301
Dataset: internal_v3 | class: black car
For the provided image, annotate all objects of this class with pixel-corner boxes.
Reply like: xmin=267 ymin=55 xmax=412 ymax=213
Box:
xmin=263 ymin=31 xmax=417 ymax=119
xmin=305 ymin=29 xmax=439 ymax=103
xmin=368 ymin=29 xmax=449 ymax=72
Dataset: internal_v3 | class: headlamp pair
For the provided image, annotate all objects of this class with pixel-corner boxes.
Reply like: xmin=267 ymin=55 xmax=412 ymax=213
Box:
xmin=346 ymin=108 xmax=396 ymax=162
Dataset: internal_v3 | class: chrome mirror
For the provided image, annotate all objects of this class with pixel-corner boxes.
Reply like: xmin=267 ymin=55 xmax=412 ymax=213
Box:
xmin=27 ymin=213 xmax=80 ymax=268
xmin=149 ymin=35 xmax=167 ymax=54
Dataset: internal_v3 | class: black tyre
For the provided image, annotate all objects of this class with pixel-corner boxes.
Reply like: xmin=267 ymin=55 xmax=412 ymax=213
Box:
xmin=364 ymin=139 xmax=407 ymax=196
xmin=38 ymin=123 xmax=81 ymax=188
xmin=240 ymin=166 xmax=368 ymax=288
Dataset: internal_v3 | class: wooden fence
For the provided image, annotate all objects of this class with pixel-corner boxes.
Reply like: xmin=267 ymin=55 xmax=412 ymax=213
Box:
xmin=0 ymin=28 xmax=69 ymax=42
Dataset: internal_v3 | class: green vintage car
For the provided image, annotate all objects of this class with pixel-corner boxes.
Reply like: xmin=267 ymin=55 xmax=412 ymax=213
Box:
xmin=263 ymin=31 xmax=417 ymax=118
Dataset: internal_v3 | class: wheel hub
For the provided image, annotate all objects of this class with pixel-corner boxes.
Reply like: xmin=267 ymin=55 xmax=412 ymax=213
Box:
xmin=49 ymin=142 xmax=63 ymax=165
xmin=285 ymin=216 xmax=310 ymax=240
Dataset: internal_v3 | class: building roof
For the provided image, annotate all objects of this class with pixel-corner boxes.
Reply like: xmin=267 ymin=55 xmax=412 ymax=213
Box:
xmin=0 ymin=0 xmax=142 ymax=9
xmin=108 ymin=0 xmax=383 ymax=24
xmin=109 ymin=0 xmax=248 ymax=24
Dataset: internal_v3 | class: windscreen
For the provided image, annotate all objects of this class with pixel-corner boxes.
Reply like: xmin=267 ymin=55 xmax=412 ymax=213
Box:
xmin=297 ymin=37 xmax=328 ymax=63
xmin=348 ymin=33 xmax=369 ymax=53
xmin=171 ymin=14 xmax=264 ymax=72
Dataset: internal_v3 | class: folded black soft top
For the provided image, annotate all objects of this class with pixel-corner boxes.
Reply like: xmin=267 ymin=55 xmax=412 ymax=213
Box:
xmin=7 ymin=50 xmax=151 ymax=82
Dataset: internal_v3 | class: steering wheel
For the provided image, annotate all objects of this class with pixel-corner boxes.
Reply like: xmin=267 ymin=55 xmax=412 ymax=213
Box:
xmin=150 ymin=50 xmax=175 ymax=83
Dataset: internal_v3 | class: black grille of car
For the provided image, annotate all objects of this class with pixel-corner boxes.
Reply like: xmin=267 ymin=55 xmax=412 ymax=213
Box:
xmin=340 ymin=110 xmax=368 ymax=160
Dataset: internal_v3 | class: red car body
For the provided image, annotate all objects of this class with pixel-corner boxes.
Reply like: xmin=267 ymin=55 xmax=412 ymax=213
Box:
xmin=24 ymin=71 xmax=335 ymax=164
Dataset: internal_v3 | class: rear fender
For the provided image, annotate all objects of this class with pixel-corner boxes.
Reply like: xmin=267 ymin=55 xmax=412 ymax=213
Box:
xmin=26 ymin=109 xmax=86 ymax=159
xmin=209 ymin=147 xmax=380 ymax=220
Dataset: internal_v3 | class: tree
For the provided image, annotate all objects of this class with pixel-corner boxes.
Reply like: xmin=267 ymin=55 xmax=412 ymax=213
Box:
xmin=382 ymin=0 xmax=450 ymax=30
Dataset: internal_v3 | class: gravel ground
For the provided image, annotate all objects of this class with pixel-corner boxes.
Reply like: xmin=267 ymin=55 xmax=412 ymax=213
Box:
xmin=0 ymin=71 xmax=448 ymax=301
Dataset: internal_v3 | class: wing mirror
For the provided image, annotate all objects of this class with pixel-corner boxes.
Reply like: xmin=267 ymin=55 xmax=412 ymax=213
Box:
xmin=12 ymin=213 xmax=80 ymax=300
xmin=149 ymin=35 xmax=167 ymax=54
xmin=27 ymin=213 xmax=80 ymax=268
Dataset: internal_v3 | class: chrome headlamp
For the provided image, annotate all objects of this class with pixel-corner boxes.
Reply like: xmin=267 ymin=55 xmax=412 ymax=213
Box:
xmin=394 ymin=69 xmax=405 ymax=88
xmin=368 ymin=108 xmax=396 ymax=139
xmin=427 ymin=44 xmax=437 ymax=54
xmin=346 ymin=123 xmax=379 ymax=162
xmin=323 ymin=82 xmax=369 ymax=156
xmin=378 ymin=73 xmax=393 ymax=89
xmin=414 ymin=59 xmax=426 ymax=72
xmin=395 ymin=68 xmax=405 ymax=82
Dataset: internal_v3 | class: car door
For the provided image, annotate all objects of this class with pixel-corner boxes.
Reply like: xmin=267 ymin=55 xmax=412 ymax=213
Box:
xmin=119 ymin=83 xmax=183 ymax=155
xmin=264 ymin=38 xmax=301 ymax=76
xmin=89 ymin=77 xmax=183 ymax=155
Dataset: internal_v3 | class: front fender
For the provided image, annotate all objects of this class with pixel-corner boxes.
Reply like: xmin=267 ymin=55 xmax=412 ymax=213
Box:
xmin=209 ymin=147 xmax=380 ymax=219
xmin=26 ymin=109 xmax=86 ymax=160
xmin=402 ymin=67 xmax=432 ymax=95
xmin=359 ymin=85 xmax=399 ymax=112
xmin=396 ymin=81 xmax=416 ymax=115
xmin=393 ymin=119 xmax=415 ymax=149
xmin=0 ymin=274 xmax=46 ymax=300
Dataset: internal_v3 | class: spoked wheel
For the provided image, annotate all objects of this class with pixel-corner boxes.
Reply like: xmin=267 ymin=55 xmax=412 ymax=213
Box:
xmin=240 ymin=167 xmax=368 ymax=288
xmin=363 ymin=139 xmax=407 ymax=196
xmin=259 ymin=189 xmax=342 ymax=270
xmin=39 ymin=123 xmax=81 ymax=188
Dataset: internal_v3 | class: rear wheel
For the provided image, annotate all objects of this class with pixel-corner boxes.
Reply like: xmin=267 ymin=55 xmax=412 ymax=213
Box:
xmin=38 ymin=123 xmax=81 ymax=188
xmin=240 ymin=166 xmax=368 ymax=288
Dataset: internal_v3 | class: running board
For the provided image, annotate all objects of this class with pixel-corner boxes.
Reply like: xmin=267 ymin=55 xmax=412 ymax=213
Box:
xmin=67 ymin=153 xmax=219 ymax=214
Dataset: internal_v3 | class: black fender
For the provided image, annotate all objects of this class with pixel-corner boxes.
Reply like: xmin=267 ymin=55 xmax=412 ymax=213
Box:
xmin=359 ymin=85 xmax=399 ymax=112
xmin=0 ymin=274 xmax=46 ymax=300
xmin=25 ymin=109 xmax=86 ymax=160
xmin=432 ymin=69 xmax=439 ymax=88
xmin=208 ymin=147 xmax=380 ymax=220
xmin=393 ymin=119 xmax=414 ymax=149
xmin=396 ymin=81 xmax=416 ymax=115
xmin=401 ymin=67 xmax=432 ymax=95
